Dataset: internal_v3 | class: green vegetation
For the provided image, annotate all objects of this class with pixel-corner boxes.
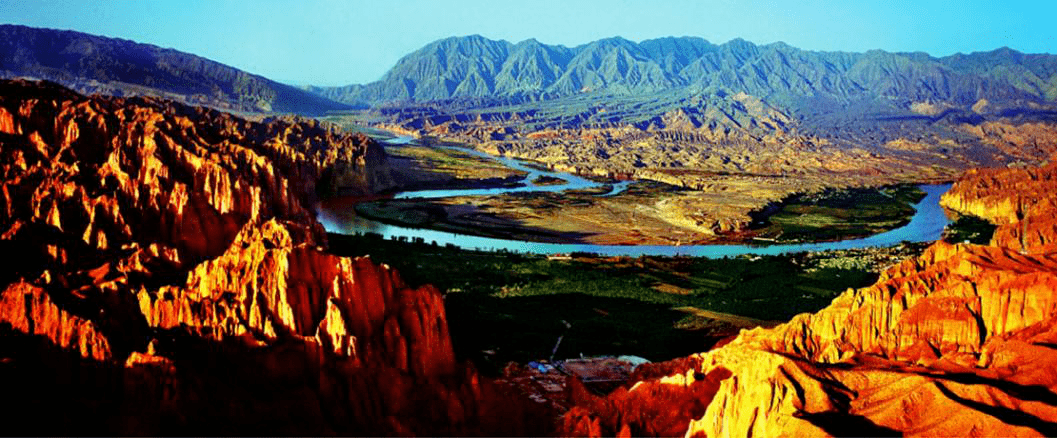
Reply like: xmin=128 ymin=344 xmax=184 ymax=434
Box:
xmin=354 ymin=201 xmax=448 ymax=228
xmin=315 ymin=35 xmax=1057 ymax=112
xmin=943 ymin=215 xmax=997 ymax=245
xmin=319 ymin=113 xmax=395 ymax=138
xmin=355 ymin=182 xmax=922 ymax=246
xmin=754 ymin=185 xmax=927 ymax=242
xmin=326 ymin=232 xmax=888 ymax=373
xmin=387 ymin=145 xmax=527 ymax=179
xmin=531 ymin=175 xmax=567 ymax=186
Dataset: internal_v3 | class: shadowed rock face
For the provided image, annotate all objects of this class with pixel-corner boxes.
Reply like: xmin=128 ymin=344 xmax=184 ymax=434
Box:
xmin=0 ymin=80 xmax=545 ymax=436
xmin=562 ymin=163 xmax=1057 ymax=436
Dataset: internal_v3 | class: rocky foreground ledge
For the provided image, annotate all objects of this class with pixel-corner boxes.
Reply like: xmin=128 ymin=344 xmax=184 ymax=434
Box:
xmin=0 ymin=80 xmax=544 ymax=436
xmin=563 ymin=163 xmax=1057 ymax=436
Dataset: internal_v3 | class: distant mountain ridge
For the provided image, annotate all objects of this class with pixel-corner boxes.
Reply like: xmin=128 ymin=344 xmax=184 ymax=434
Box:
xmin=3 ymin=24 xmax=1054 ymax=120
xmin=0 ymin=24 xmax=353 ymax=115
xmin=313 ymin=35 xmax=1057 ymax=108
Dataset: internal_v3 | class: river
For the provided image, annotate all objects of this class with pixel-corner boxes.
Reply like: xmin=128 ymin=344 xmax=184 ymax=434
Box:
xmin=387 ymin=136 xmax=633 ymax=200
xmin=317 ymin=137 xmax=952 ymax=257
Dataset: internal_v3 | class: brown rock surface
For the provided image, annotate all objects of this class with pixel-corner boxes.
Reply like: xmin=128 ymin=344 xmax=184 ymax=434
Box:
xmin=0 ymin=80 xmax=543 ymax=436
xmin=960 ymin=121 xmax=1057 ymax=164
xmin=0 ymin=281 xmax=112 ymax=361
xmin=562 ymin=164 xmax=1057 ymax=436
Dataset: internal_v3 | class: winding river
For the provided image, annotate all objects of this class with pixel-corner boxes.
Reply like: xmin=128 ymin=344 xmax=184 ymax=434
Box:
xmin=317 ymin=137 xmax=952 ymax=258
xmin=391 ymin=142 xmax=634 ymax=200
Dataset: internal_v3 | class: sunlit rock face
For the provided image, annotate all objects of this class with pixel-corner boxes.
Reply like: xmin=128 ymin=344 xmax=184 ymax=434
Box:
xmin=563 ymin=163 xmax=1057 ymax=437
xmin=0 ymin=80 xmax=544 ymax=436
xmin=941 ymin=163 xmax=1057 ymax=253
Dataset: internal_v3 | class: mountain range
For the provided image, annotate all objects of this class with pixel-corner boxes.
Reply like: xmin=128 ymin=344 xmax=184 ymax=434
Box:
xmin=3 ymin=24 xmax=1057 ymax=126
xmin=314 ymin=34 xmax=1057 ymax=110
xmin=0 ymin=24 xmax=353 ymax=115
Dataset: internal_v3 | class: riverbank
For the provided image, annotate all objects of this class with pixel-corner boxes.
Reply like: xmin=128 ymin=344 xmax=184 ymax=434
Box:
xmin=384 ymin=142 xmax=532 ymax=192
xmin=317 ymin=131 xmax=952 ymax=256
xmin=749 ymin=184 xmax=928 ymax=243
xmin=318 ymin=184 xmax=951 ymax=257
xmin=353 ymin=183 xmax=929 ymax=246
xmin=325 ymin=231 xmax=931 ymax=373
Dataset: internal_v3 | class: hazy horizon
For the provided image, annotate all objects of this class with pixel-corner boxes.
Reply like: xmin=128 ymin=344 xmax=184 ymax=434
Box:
xmin=3 ymin=0 xmax=1055 ymax=86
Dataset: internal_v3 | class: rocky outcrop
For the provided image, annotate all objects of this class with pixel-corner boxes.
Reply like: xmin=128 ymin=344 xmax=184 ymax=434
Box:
xmin=563 ymin=164 xmax=1057 ymax=436
xmin=0 ymin=80 xmax=537 ymax=436
xmin=0 ymin=281 xmax=112 ymax=361
xmin=941 ymin=163 xmax=1057 ymax=253
xmin=136 ymin=218 xmax=456 ymax=378
xmin=0 ymin=80 xmax=392 ymax=271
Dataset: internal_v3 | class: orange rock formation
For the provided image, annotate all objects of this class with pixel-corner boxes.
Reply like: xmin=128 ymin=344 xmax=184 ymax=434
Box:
xmin=941 ymin=163 xmax=1057 ymax=253
xmin=0 ymin=80 xmax=544 ymax=436
xmin=8 ymin=77 xmax=1057 ymax=436
xmin=563 ymin=163 xmax=1057 ymax=436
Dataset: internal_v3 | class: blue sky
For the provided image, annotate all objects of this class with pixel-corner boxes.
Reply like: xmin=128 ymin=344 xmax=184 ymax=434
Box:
xmin=2 ymin=0 xmax=1054 ymax=86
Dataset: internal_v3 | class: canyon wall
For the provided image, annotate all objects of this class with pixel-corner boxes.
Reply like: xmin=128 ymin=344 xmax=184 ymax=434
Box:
xmin=564 ymin=162 xmax=1057 ymax=436
xmin=0 ymin=80 xmax=541 ymax=436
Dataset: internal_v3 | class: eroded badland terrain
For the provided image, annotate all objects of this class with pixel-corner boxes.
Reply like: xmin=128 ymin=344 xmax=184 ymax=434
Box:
xmin=0 ymin=80 xmax=549 ymax=435
xmin=560 ymin=160 xmax=1057 ymax=437
xmin=4 ymin=26 xmax=1057 ymax=437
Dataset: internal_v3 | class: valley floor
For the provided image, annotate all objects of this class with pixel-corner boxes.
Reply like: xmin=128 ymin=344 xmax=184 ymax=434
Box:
xmin=325 ymin=232 xmax=936 ymax=372
xmin=354 ymin=181 xmax=929 ymax=245
xmin=347 ymin=134 xmax=935 ymax=246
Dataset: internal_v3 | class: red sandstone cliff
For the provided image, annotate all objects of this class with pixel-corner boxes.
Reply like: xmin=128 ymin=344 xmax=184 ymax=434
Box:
xmin=941 ymin=163 xmax=1057 ymax=253
xmin=0 ymin=80 xmax=542 ymax=436
xmin=563 ymin=163 xmax=1057 ymax=436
